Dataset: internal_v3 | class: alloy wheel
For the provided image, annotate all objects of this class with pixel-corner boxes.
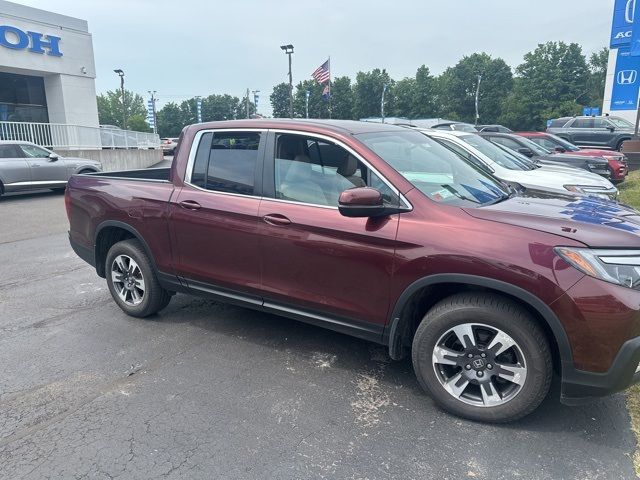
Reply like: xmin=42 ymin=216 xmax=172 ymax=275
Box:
xmin=431 ymin=323 xmax=527 ymax=407
xmin=111 ymin=254 xmax=146 ymax=306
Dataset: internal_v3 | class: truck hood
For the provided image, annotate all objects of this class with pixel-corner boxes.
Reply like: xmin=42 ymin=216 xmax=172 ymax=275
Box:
xmin=464 ymin=191 xmax=640 ymax=248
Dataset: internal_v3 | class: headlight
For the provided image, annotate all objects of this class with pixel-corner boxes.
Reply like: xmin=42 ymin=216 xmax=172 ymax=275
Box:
xmin=564 ymin=185 xmax=584 ymax=194
xmin=555 ymin=247 xmax=640 ymax=290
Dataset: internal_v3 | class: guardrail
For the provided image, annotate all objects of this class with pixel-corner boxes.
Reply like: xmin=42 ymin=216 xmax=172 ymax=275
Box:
xmin=0 ymin=121 xmax=160 ymax=149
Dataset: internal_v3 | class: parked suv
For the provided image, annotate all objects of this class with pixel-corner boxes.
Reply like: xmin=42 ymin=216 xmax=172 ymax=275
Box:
xmin=517 ymin=132 xmax=628 ymax=183
xmin=67 ymin=119 xmax=640 ymax=423
xmin=547 ymin=115 xmax=634 ymax=151
xmin=479 ymin=131 xmax=611 ymax=179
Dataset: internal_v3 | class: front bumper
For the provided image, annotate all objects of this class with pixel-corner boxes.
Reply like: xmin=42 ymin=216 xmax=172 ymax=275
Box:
xmin=561 ymin=336 xmax=640 ymax=404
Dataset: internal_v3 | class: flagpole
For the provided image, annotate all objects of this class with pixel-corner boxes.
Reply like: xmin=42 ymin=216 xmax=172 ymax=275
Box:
xmin=328 ymin=56 xmax=332 ymax=119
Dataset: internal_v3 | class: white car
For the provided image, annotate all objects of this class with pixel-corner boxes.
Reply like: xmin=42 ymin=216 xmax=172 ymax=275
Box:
xmin=417 ymin=129 xmax=618 ymax=200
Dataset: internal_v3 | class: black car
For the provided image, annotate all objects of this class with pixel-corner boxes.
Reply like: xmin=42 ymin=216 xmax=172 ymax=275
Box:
xmin=479 ymin=132 xmax=611 ymax=179
xmin=547 ymin=116 xmax=634 ymax=151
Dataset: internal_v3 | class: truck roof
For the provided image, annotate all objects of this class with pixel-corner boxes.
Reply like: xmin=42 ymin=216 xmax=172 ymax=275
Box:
xmin=183 ymin=119 xmax=404 ymax=136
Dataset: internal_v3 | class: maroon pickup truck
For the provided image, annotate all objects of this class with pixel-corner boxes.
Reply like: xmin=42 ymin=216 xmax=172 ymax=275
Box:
xmin=67 ymin=119 xmax=640 ymax=423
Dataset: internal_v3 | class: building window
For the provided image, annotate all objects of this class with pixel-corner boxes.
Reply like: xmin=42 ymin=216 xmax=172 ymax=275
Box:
xmin=0 ymin=72 xmax=49 ymax=123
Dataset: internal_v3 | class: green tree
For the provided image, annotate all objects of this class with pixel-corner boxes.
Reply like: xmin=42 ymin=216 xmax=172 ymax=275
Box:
xmin=500 ymin=42 xmax=589 ymax=130
xmin=293 ymin=80 xmax=330 ymax=118
xmin=438 ymin=53 xmax=513 ymax=124
xmin=413 ymin=65 xmax=438 ymax=118
xmin=271 ymin=82 xmax=292 ymax=118
xmin=330 ymin=76 xmax=354 ymax=119
xmin=352 ymin=69 xmax=394 ymax=119
xmin=156 ymin=102 xmax=184 ymax=137
xmin=127 ymin=114 xmax=151 ymax=133
xmin=587 ymin=47 xmax=609 ymax=108
xmin=392 ymin=77 xmax=416 ymax=118
xmin=96 ymin=90 xmax=147 ymax=130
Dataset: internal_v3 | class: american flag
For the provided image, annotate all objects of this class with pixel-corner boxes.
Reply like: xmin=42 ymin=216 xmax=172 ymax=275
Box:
xmin=312 ymin=59 xmax=331 ymax=84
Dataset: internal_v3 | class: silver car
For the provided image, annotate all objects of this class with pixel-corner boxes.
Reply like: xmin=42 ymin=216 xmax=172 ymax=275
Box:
xmin=0 ymin=141 xmax=102 ymax=196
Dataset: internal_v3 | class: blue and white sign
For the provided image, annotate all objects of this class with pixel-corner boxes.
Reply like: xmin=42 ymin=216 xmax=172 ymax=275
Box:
xmin=0 ymin=25 xmax=62 ymax=57
xmin=611 ymin=47 xmax=640 ymax=110
xmin=611 ymin=0 xmax=636 ymax=47
xmin=196 ymin=97 xmax=202 ymax=123
xmin=582 ymin=106 xmax=601 ymax=116
xmin=146 ymin=100 xmax=155 ymax=128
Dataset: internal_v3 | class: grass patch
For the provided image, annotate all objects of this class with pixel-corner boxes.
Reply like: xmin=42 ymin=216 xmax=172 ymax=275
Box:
xmin=618 ymin=170 xmax=640 ymax=208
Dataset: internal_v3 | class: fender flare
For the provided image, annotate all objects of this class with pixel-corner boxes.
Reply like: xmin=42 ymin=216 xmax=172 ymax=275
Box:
xmin=384 ymin=274 xmax=573 ymax=368
xmin=94 ymin=220 xmax=159 ymax=275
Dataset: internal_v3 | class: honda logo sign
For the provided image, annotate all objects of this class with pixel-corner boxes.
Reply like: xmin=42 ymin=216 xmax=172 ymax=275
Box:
xmin=618 ymin=69 xmax=638 ymax=84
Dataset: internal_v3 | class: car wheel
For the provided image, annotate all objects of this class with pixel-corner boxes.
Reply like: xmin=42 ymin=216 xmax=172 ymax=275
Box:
xmin=616 ymin=140 xmax=626 ymax=152
xmin=105 ymin=239 xmax=171 ymax=317
xmin=412 ymin=293 xmax=552 ymax=423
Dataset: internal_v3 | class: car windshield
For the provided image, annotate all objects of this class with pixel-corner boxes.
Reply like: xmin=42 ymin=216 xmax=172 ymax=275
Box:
xmin=491 ymin=142 xmax=539 ymax=169
xmin=451 ymin=124 xmax=478 ymax=132
xmin=609 ymin=117 xmax=634 ymax=129
xmin=458 ymin=134 xmax=532 ymax=171
xmin=514 ymin=135 xmax=551 ymax=155
xmin=544 ymin=134 xmax=580 ymax=151
xmin=356 ymin=130 xmax=509 ymax=207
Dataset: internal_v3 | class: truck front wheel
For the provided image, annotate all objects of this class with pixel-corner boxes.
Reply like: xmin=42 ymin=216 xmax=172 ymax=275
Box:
xmin=412 ymin=293 xmax=552 ymax=423
xmin=105 ymin=239 xmax=171 ymax=317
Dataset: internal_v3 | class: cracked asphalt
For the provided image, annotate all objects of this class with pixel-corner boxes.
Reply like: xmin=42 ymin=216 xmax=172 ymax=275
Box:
xmin=0 ymin=185 xmax=638 ymax=479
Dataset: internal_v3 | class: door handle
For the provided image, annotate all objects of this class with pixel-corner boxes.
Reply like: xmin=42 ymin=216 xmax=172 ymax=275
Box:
xmin=263 ymin=214 xmax=291 ymax=226
xmin=179 ymin=200 xmax=202 ymax=210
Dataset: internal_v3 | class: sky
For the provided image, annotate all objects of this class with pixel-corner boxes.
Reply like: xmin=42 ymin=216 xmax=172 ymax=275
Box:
xmin=15 ymin=0 xmax=613 ymax=116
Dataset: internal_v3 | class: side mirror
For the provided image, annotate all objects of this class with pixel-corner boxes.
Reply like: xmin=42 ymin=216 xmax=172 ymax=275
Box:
xmin=607 ymin=126 xmax=616 ymax=132
xmin=554 ymin=146 xmax=566 ymax=153
xmin=338 ymin=187 xmax=403 ymax=218
xmin=517 ymin=147 xmax=534 ymax=157
xmin=48 ymin=153 xmax=59 ymax=161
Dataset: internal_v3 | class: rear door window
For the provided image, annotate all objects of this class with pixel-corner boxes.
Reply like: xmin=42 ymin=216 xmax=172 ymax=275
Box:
xmin=190 ymin=131 xmax=262 ymax=196
xmin=0 ymin=144 xmax=22 ymax=159
xmin=571 ymin=118 xmax=594 ymax=129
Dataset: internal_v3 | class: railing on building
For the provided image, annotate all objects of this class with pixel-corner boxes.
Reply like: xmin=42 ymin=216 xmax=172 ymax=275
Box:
xmin=0 ymin=121 xmax=160 ymax=149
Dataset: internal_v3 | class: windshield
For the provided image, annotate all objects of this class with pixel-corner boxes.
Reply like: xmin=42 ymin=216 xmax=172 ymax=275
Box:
xmin=544 ymin=134 xmax=580 ymax=151
xmin=458 ymin=134 xmax=531 ymax=171
xmin=357 ymin=130 xmax=509 ymax=207
xmin=451 ymin=124 xmax=478 ymax=132
xmin=514 ymin=135 xmax=551 ymax=155
xmin=609 ymin=117 xmax=634 ymax=129
xmin=491 ymin=142 xmax=538 ymax=169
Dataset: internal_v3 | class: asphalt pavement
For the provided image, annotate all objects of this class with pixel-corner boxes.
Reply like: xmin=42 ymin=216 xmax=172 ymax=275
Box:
xmin=0 ymin=183 xmax=637 ymax=479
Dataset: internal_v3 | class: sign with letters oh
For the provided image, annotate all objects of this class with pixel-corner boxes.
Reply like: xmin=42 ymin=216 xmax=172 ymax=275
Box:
xmin=0 ymin=25 xmax=62 ymax=57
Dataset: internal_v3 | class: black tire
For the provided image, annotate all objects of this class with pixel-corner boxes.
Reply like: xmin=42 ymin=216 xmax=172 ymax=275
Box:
xmin=412 ymin=292 xmax=552 ymax=423
xmin=105 ymin=239 xmax=171 ymax=317
xmin=616 ymin=139 xmax=627 ymax=152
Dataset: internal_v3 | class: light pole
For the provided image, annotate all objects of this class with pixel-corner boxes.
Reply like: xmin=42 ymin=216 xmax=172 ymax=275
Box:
xmin=475 ymin=74 xmax=482 ymax=125
xmin=114 ymin=69 xmax=126 ymax=129
xmin=381 ymin=83 xmax=388 ymax=123
xmin=252 ymin=90 xmax=260 ymax=116
xmin=305 ymin=90 xmax=310 ymax=118
xmin=147 ymin=90 xmax=157 ymax=135
xmin=280 ymin=44 xmax=294 ymax=117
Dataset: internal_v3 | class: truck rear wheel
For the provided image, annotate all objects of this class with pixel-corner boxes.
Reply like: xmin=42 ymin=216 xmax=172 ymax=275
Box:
xmin=412 ymin=293 xmax=552 ymax=423
xmin=105 ymin=239 xmax=171 ymax=317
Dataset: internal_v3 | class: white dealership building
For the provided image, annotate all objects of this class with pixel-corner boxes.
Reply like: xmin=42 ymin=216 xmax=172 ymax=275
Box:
xmin=0 ymin=0 xmax=99 ymax=127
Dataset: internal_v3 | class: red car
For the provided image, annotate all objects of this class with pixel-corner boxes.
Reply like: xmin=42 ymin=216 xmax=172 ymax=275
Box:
xmin=67 ymin=119 xmax=640 ymax=423
xmin=517 ymin=132 xmax=628 ymax=183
